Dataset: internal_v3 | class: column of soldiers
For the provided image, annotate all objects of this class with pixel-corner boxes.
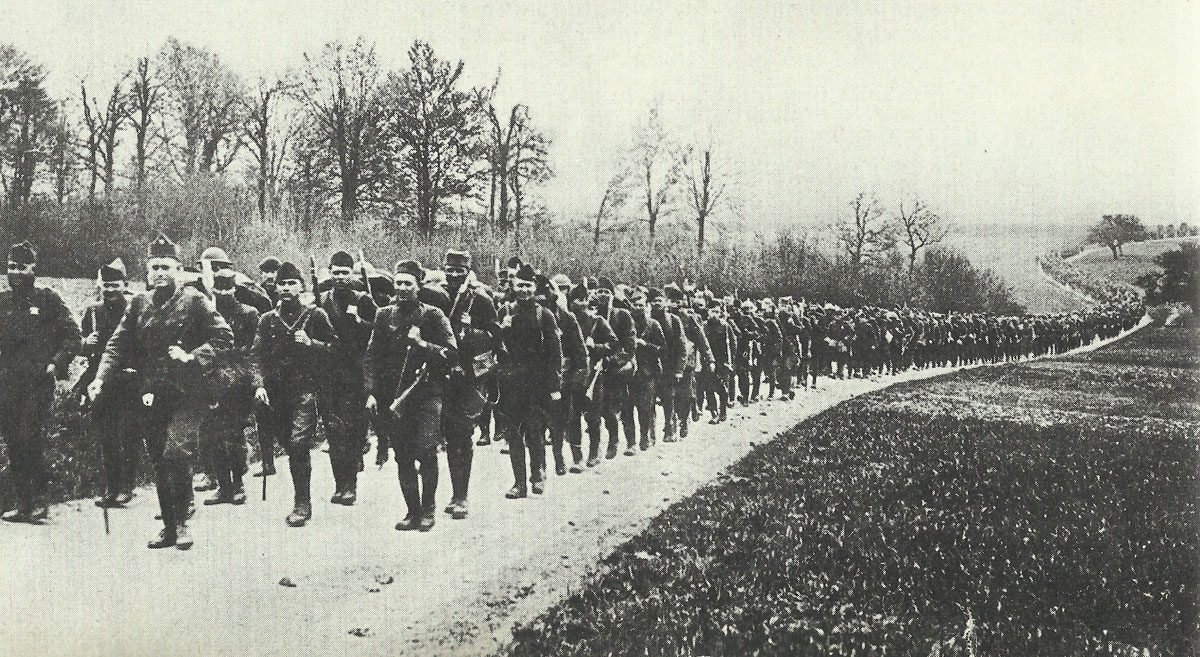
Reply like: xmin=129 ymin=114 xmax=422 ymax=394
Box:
xmin=0 ymin=235 xmax=1144 ymax=551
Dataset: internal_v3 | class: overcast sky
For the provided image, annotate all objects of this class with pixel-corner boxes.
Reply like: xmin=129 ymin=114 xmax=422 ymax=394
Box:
xmin=4 ymin=0 xmax=1197 ymax=228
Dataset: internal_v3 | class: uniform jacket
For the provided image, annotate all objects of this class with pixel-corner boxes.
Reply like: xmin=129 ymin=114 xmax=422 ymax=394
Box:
xmin=319 ymin=288 xmax=377 ymax=384
xmin=554 ymin=304 xmax=588 ymax=390
xmin=0 ymin=286 xmax=81 ymax=389
xmin=651 ymin=308 xmax=688 ymax=376
xmin=365 ymin=300 xmax=456 ymax=401
xmin=499 ymin=299 xmax=562 ymax=395
xmin=676 ymin=309 xmax=713 ymax=371
xmin=97 ymin=284 xmax=232 ymax=395
xmin=79 ymin=296 xmax=130 ymax=389
xmin=445 ymin=282 xmax=502 ymax=382
xmin=253 ymin=302 xmax=337 ymax=392
xmin=631 ymin=312 xmax=666 ymax=379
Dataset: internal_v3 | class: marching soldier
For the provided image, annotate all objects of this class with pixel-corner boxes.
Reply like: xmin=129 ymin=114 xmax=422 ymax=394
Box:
xmin=496 ymin=264 xmax=562 ymax=497
xmin=252 ymin=261 xmax=337 ymax=527
xmin=199 ymin=268 xmax=259 ymax=506
xmin=90 ymin=233 xmax=232 ymax=549
xmin=626 ymin=288 xmax=664 ymax=452
xmin=702 ymin=299 xmax=736 ymax=424
xmin=649 ymin=287 xmax=688 ymax=442
xmin=664 ymin=283 xmax=712 ymax=440
xmin=197 ymin=246 xmax=273 ymax=314
xmin=257 ymin=256 xmax=281 ymax=306
xmin=590 ymin=278 xmax=636 ymax=459
xmin=366 ymin=261 xmax=456 ymax=530
xmin=318 ymin=250 xmax=377 ymax=506
xmin=441 ymin=249 xmax=501 ymax=518
xmin=539 ymin=274 xmax=587 ymax=473
xmin=79 ymin=258 xmax=140 ymax=509
xmin=0 ymin=242 xmax=81 ymax=523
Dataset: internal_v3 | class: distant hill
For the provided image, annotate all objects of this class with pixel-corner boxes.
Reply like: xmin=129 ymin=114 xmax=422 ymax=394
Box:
xmin=947 ymin=222 xmax=1086 ymax=314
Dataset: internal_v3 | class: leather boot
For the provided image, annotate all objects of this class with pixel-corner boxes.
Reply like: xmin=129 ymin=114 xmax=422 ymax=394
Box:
xmin=174 ymin=523 xmax=193 ymax=550
xmin=147 ymin=526 xmax=177 ymax=549
xmin=569 ymin=445 xmax=585 ymax=473
xmin=286 ymin=499 xmax=312 ymax=527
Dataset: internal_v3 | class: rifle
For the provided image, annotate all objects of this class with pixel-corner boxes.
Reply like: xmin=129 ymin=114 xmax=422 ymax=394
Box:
xmin=309 ymin=254 xmax=320 ymax=298
xmin=357 ymin=249 xmax=373 ymax=299
xmin=388 ymin=364 xmax=428 ymax=417
xmin=583 ymin=360 xmax=604 ymax=401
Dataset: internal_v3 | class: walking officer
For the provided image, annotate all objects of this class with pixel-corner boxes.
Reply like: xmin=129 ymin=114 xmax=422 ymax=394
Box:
xmin=90 ymin=233 xmax=232 ymax=549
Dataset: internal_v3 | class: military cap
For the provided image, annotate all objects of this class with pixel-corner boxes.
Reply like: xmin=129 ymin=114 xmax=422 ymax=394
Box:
xmin=596 ymin=276 xmax=615 ymax=293
xmin=329 ymin=250 xmax=355 ymax=269
xmin=199 ymin=246 xmax=231 ymax=266
xmin=646 ymin=287 xmax=664 ymax=301
xmin=394 ymin=259 xmax=424 ymax=280
xmin=534 ymin=273 xmax=555 ymax=298
xmin=148 ymin=233 xmax=179 ymax=260
xmin=99 ymin=258 xmax=126 ymax=282
xmin=444 ymin=249 xmax=472 ymax=269
xmin=664 ymin=283 xmax=685 ymax=302
xmin=213 ymin=268 xmax=237 ymax=291
xmin=567 ymin=283 xmax=590 ymax=302
xmin=8 ymin=241 xmax=36 ymax=265
xmin=627 ymin=287 xmax=647 ymax=302
xmin=258 ymin=256 xmax=281 ymax=273
xmin=513 ymin=263 xmax=537 ymax=283
xmin=505 ymin=256 xmax=524 ymax=270
xmin=551 ymin=273 xmax=572 ymax=288
xmin=275 ymin=261 xmax=304 ymax=284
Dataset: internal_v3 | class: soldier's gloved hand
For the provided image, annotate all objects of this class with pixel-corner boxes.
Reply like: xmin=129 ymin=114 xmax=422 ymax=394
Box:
xmin=83 ymin=332 xmax=100 ymax=348
xmin=254 ymin=387 xmax=270 ymax=406
xmin=294 ymin=329 xmax=312 ymax=346
xmin=87 ymin=379 xmax=103 ymax=401
xmin=549 ymin=391 xmax=562 ymax=401
xmin=364 ymin=395 xmax=378 ymax=415
xmin=407 ymin=326 xmax=421 ymax=342
xmin=142 ymin=393 xmax=155 ymax=407
xmin=45 ymin=363 xmax=56 ymax=377
xmin=675 ymin=372 xmax=683 ymax=381
xmin=167 ymin=345 xmax=194 ymax=363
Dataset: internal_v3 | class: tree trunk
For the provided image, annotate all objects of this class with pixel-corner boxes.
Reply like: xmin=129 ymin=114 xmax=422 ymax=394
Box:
xmin=696 ymin=209 xmax=707 ymax=260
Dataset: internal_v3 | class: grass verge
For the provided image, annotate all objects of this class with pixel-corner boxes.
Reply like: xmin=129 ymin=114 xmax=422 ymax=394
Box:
xmin=506 ymin=325 xmax=1200 ymax=656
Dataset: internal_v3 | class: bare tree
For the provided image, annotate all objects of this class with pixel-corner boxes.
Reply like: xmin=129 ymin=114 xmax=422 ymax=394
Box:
xmin=630 ymin=105 xmax=683 ymax=249
xmin=79 ymin=75 xmax=129 ymax=198
xmin=295 ymin=38 xmax=397 ymax=223
xmin=157 ymin=37 xmax=247 ymax=177
xmin=507 ymin=115 xmax=551 ymax=236
xmin=244 ymin=76 xmax=298 ymax=222
xmin=895 ymin=196 xmax=948 ymax=273
xmin=391 ymin=40 xmax=484 ymax=236
xmin=682 ymin=141 xmax=734 ymax=261
xmin=128 ymin=56 xmax=162 ymax=199
xmin=593 ymin=171 xmax=628 ymax=247
xmin=836 ymin=192 xmax=894 ymax=273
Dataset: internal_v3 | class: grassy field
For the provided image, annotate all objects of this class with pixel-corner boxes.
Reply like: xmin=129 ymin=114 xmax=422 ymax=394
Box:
xmin=506 ymin=323 xmax=1200 ymax=656
xmin=1069 ymin=238 xmax=1199 ymax=289
xmin=946 ymin=222 xmax=1087 ymax=314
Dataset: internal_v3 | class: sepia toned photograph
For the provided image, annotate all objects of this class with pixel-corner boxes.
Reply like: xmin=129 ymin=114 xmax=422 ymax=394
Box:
xmin=0 ymin=1 xmax=1196 ymax=655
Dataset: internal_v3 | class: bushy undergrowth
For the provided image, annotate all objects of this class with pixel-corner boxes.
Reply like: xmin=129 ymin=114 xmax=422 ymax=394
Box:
xmin=507 ymin=327 xmax=1200 ymax=657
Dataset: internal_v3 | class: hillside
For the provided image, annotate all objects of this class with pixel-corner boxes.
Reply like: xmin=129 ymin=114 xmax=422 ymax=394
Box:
xmin=945 ymin=222 xmax=1087 ymax=314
